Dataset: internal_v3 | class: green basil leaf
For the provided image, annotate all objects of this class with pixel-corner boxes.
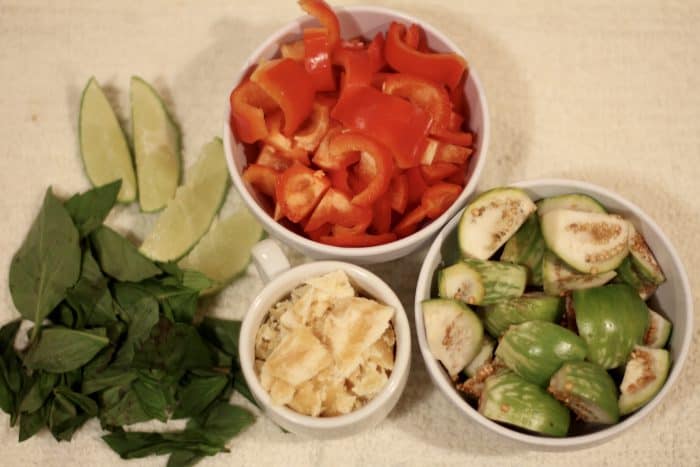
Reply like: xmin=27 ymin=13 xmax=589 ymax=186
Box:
xmin=186 ymin=402 xmax=254 ymax=446
xmin=198 ymin=318 xmax=241 ymax=358
xmin=19 ymin=372 xmax=59 ymax=413
xmin=64 ymin=180 xmax=121 ymax=237
xmin=9 ymin=189 xmax=81 ymax=327
xmin=132 ymin=320 xmax=213 ymax=373
xmin=232 ymin=367 xmax=258 ymax=408
xmin=51 ymin=302 xmax=78 ymax=328
xmin=167 ymin=450 xmax=204 ymax=467
xmin=99 ymin=386 xmax=151 ymax=428
xmin=65 ymin=249 xmax=117 ymax=326
xmin=19 ymin=404 xmax=47 ymax=442
xmin=82 ymin=367 xmax=138 ymax=395
xmin=54 ymin=386 xmax=98 ymax=416
xmin=132 ymin=376 xmax=169 ymax=422
xmin=102 ymin=430 xmax=222 ymax=460
xmin=120 ymin=279 xmax=199 ymax=324
xmin=0 ymin=360 xmax=15 ymax=416
xmin=112 ymin=297 xmax=159 ymax=367
xmin=24 ymin=327 xmax=109 ymax=373
xmin=172 ymin=374 xmax=228 ymax=419
xmin=90 ymin=226 xmax=161 ymax=282
xmin=0 ymin=319 xmax=21 ymax=352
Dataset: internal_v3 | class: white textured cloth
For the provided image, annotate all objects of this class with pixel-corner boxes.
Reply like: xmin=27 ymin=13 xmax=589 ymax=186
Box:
xmin=1 ymin=0 xmax=699 ymax=465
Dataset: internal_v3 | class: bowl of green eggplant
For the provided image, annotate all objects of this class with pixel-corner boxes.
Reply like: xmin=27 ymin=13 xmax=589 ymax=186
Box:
xmin=414 ymin=178 xmax=692 ymax=449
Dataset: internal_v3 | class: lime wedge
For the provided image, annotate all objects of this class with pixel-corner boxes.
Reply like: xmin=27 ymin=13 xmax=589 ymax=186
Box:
xmin=139 ymin=138 xmax=229 ymax=261
xmin=179 ymin=206 xmax=263 ymax=293
xmin=79 ymin=77 xmax=136 ymax=203
xmin=130 ymin=76 xmax=181 ymax=212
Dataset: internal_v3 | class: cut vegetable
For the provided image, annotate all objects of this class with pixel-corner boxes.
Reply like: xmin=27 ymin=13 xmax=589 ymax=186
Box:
xmin=643 ymin=308 xmax=672 ymax=349
xmin=501 ymin=213 xmax=545 ymax=285
xmin=548 ymin=361 xmax=619 ymax=424
xmin=615 ymin=255 xmax=657 ymax=300
xmin=573 ymin=284 xmax=649 ymax=369
xmin=458 ymin=187 xmax=536 ymax=259
xmin=627 ymin=221 xmax=666 ymax=285
xmin=482 ymin=293 xmax=562 ymax=338
xmin=536 ymin=193 xmax=606 ymax=217
xmin=422 ymin=299 xmax=483 ymax=378
xmin=479 ymin=371 xmax=570 ymax=437
xmin=79 ymin=77 xmax=136 ymax=203
xmin=540 ymin=209 xmax=629 ymax=274
xmin=438 ymin=259 xmax=526 ymax=306
xmin=496 ymin=320 xmax=587 ymax=387
xmin=542 ymin=250 xmax=617 ymax=296
xmin=139 ymin=138 xmax=229 ymax=262
xmin=618 ymin=346 xmax=670 ymax=415
xmin=130 ymin=76 xmax=181 ymax=212
xmin=178 ymin=207 xmax=263 ymax=294
xmin=464 ymin=336 xmax=494 ymax=378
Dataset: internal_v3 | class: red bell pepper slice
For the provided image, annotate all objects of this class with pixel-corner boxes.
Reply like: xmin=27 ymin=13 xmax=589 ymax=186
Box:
xmin=243 ymin=164 xmax=279 ymax=199
xmin=229 ymin=80 xmax=278 ymax=144
xmin=448 ymin=112 xmax=464 ymax=131
xmin=435 ymin=130 xmax=474 ymax=147
xmin=385 ymin=22 xmax=466 ymax=90
xmin=307 ymin=223 xmax=332 ymax=241
xmin=304 ymin=187 xmax=372 ymax=233
xmin=435 ymin=142 xmax=473 ymax=165
xmin=382 ymin=73 xmax=452 ymax=132
xmin=294 ymin=102 xmax=331 ymax=151
xmin=256 ymin=145 xmax=292 ymax=171
xmin=331 ymin=85 xmax=431 ymax=168
xmin=328 ymin=167 xmax=353 ymax=195
xmin=371 ymin=194 xmax=393 ymax=234
xmin=388 ymin=173 xmax=408 ymax=214
xmin=251 ymin=58 xmax=314 ymax=136
xmin=421 ymin=162 xmax=460 ymax=184
xmin=319 ymin=232 xmax=397 ymax=247
xmin=312 ymin=125 xmax=359 ymax=170
xmin=298 ymin=0 xmax=340 ymax=49
xmin=421 ymin=182 xmax=462 ymax=219
xmin=303 ymin=28 xmax=336 ymax=92
xmin=445 ymin=165 xmax=467 ymax=185
xmin=334 ymin=33 xmax=385 ymax=90
xmin=393 ymin=205 xmax=428 ymax=238
xmin=275 ymin=163 xmax=331 ymax=223
xmin=404 ymin=24 xmax=421 ymax=49
xmin=328 ymin=131 xmax=394 ymax=206
xmin=405 ymin=166 xmax=428 ymax=205
xmin=263 ymin=111 xmax=310 ymax=165
xmin=281 ymin=40 xmax=305 ymax=61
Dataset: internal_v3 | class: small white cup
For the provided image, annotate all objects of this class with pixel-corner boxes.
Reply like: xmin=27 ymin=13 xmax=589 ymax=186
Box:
xmin=238 ymin=239 xmax=411 ymax=438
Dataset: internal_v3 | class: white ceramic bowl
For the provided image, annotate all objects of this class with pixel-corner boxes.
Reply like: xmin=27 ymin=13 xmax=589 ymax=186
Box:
xmin=414 ymin=179 xmax=693 ymax=449
xmin=238 ymin=239 xmax=411 ymax=438
xmin=223 ymin=5 xmax=489 ymax=264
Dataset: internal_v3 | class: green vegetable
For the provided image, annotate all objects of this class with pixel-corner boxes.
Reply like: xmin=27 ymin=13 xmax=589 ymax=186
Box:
xmin=464 ymin=337 xmax=495 ymax=378
xmin=618 ymin=346 xmax=670 ymax=415
xmin=627 ymin=222 xmax=666 ymax=285
xmin=24 ymin=328 xmax=109 ymax=373
xmin=500 ymin=213 xmax=545 ymax=285
xmin=643 ymin=308 xmax=672 ymax=349
xmin=548 ymin=361 xmax=619 ymax=424
xmin=438 ymin=259 xmax=527 ymax=306
xmin=64 ymin=180 xmax=122 ymax=237
xmin=615 ymin=255 xmax=657 ymax=300
xmin=542 ymin=250 xmax=617 ymax=296
xmin=535 ymin=193 xmax=606 ymax=217
xmin=482 ymin=293 xmax=562 ymax=337
xmin=90 ymin=225 xmax=161 ymax=281
xmin=65 ymin=249 xmax=117 ymax=327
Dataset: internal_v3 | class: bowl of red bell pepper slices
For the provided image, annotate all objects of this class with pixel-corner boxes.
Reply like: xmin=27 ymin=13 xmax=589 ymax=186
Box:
xmin=223 ymin=0 xmax=489 ymax=263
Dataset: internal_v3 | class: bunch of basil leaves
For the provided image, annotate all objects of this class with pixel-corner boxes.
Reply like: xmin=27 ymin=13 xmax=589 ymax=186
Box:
xmin=2 ymin=180 xmax=256 ymax=467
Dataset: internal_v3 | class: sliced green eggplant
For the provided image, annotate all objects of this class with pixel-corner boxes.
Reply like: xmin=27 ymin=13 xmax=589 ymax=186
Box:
xmin=627 ymin=221 xmax=666 ymax=285
xmin=536 ymin=193 xmax=606 ymax=217
xmin=422 ymin=299 xmax=484 ymax=378
xmin=501 ymin=213 xmax=545 ymax=285
xmin=458 ymin=187 xmax=536 ymax=260
xmin=548 ymin=361 xmax=619 ymax=424
xmin=615 ymin=255 xmax=657 ymax=300
xmin=438 ymin=259 xmax=526 ymax=306
xmin=482 ymin=293 xmax=562 ymax=338
xmin=618 ymin=346 xmax=670 ymax=415
xmin=458 ymin=360 xmax=506 ymax=399
xmin=541 ymin=209 xmax=629 ymax=274
xmin=495 ymin=320 xmax=587 ymax=387
xmin=465 ymin=336 xmax=495 ymax=378
xmin=573 ymin=284 xmax=649 ymax=369
xmin=479 ymin=371 xmax=570 ymax=437
xmin=643 ymin=308 xmax=672 ymax=349
xmin=542 ymin=250 xmax=617 ymax=296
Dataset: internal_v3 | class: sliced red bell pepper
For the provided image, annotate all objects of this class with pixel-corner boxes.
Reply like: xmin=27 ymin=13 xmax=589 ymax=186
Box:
xmin=251 ymin=58 xmax=314 ymax=136
xmin=303 ymin=28 xmax=336 ymax=92
xmin=405 ymin=166 xmax=428 ymax=205
xmin=281 ymin=40 xmax=305 ymax=61
xmin=256 ymin=145 xmax=292 ymax=171
xmin=382 ymin=73 xmax=452 ymax=132
xmin=263 ymin=111 xmax=310 ymax=165
xmin=243 ymin=164 xmax=279 ymax=199
xmin=294 ymin=102 xmax=331 ymax=151
xmin=334 ymin=33 xmax=385 ymax=90
xmin=435 ymin=142 xmax=473 ymax=165
xmin=450 ymin=72 xmax=467 ymax=115
xmin=420 ymin=162 xmax=460 ymax=184
xmin=229 ymin=80 xmax=278 ymax=144
xmin=319 ymin=232 xmax=397 ymax=247
xmin=304 ymin=187 xmax=371 ymax=233
xmin=393 ymin=204 xmax=427 ymax=238
xmin=275 ymin=163 xmax=330 ymax=223
xmin=328 ymin=131 xmax=394 ymax=206
xmin=331 ymin=85 xmax=431 ymax=168
xmin=307 ymin=223 xmax=332 ymax=241
xmin=434 ymin=130 xmax=474 ymax=147
xmin=421 ymin=182 xmax=462 ymax=219
xmin=328 ymin=167 xmax=353 ymax=195
xmin=389 ymin=173 xmax=408 ymax=214
xmin=298 ymin=0 xmax=340 ymax=49
xmin=404 ymin=24 xmax=421 ymax=49
xmin=371 ymin=194 xmax=393 ymax=234
xmin=385 ymin=22 xmax=466 ymax=90
xmin=445 ymin=165 xmax=467 ymax=185
xmin=312 ymin=125 xmax=359 ymax=170
xmin=448 ymin=112 xmax=464 ymax=131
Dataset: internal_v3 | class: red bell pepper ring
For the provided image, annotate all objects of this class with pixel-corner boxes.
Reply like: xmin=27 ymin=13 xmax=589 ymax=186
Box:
xmin=328 ymin=167 xmax=353 ymax=195
xmin=312 ymin=125 xmax=359 ymax=170
xmin=404 ymin=23 xmax=430 ymax=53
xmin=405 ymin=166 xmax=428 ymax=205
xmin=382 ymin=73 xmax=452 ymax=133
xmin=421 ymin=162 xmax=460 ymax=185
xmin=275 ymin=162 xmax=331 ymax=223
xmin=334 ymin=33 xmax=385 ymax=90
xmin=393 ymin=204 xmax=428 ymax=238
xmin=243 ymin=164 xmax=279 ymax=199
xmin=256 ymin=145 xmax=292 ymax=171
xmin=319 ymin=232 xmax=397 ymax=247
xmin=298 ymin=0 xmax=340 ymax=49
xmin=294 ymin=102 xmax=331 ymax=152
xmin=229 ymin=80 xmax=278 ymax=144
xmin=304 ymin=187 xmax=372 ymax=233
xmin=385 ymin=22 xmax=466 ymax=90
xmin=371 ymin=194 xmax=393 ymax=234
xmin=389 ymin=173 xmax=408 ymax=214
xmin=263 ymin=111 xmax=310 ymax=165
xmin=421 ymin=182 xmax=462 ymax=219
xmin=251 ymin=58 xmax=315 ymax=136
xmin=303 ymin=28 xmax=336 ymax=92
xmin=331 ymin=85 xmax=431 ymax=168
xmin=328 ymin=131 xmax=394 ymax=207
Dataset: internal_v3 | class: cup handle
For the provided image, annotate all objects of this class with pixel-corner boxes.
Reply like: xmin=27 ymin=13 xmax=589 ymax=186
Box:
xmin=251 ymin=238 xmax=291 ymax=284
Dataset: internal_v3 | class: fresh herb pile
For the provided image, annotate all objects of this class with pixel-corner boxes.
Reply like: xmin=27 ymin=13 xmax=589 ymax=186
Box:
xmin=2 ymin=180 xmax=255 ymax=466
